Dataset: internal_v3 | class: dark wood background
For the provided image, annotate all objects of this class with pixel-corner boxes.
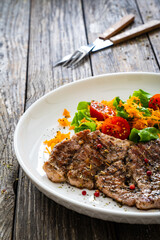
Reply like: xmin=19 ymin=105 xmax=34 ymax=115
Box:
xmin=0 ymin=0 xmax=160 ymax=239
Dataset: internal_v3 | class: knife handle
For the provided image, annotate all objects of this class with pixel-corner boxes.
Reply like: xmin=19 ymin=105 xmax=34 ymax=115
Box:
xmin=110 ymin=20 xmax=160 ymax=44
xmin=99 ymin=14 xmax=135 ymax=40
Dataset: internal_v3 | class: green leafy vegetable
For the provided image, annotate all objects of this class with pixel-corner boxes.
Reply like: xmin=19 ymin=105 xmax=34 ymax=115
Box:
xmin=129 ymin=127 xmax=160 ymax=143
xmin=132 ymin=89 xmax=152 ymax=108
xmin=136 ymin=106 xmax=151 ymax=117
xmin=74 ymin=122 xmax=97 ymax=133
xmin=113 ymin=90 xmax=152 ymax=119
xmin=77 ymin=101 xmax=90 ymax=111
xmin=113 ymin=97 xmax=129 ymax=119
xmin=71 ymin=101 xmax=96 ymax=133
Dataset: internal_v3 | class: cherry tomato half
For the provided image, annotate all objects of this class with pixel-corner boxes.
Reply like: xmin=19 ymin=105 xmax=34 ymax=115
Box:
xmin=101 ymin=116 xmax=130 ymax=140
xmin=90 ymin=101 xmax=116 ymax=121
xmin=148 ymin=94 xmax=160 ymax=110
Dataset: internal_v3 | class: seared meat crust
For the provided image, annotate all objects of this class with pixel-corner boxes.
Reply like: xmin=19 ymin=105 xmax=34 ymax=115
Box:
xmin=43 ymin=130 xmax=130 ymax=189
xmin=126 ymin=140 xmax=160 ymax=209
xmin=43 ymin=130 xmax=160 ymax=209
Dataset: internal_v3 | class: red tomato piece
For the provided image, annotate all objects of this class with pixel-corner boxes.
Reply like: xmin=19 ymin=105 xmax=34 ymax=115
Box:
xmin=90 ymin=101 xmax=116 ymax=121
xmin=101 ymin=116 xmax=130 ymax=140
xmin=148 ymin=94 xmax=160 ymax=110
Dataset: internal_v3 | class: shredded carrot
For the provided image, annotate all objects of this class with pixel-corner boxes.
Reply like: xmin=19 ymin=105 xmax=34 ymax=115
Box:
xmin=44 ymin=131 xmax=71 ymax=150
xmin=44 ymin=147 xmax=51 ymax=154
xmin=58 ymin=118 xmax=71 ymax=127
xmin=69 ymin=125 xmax=75 ymax=130
xmin=81 ymin=118 xmax=88 ymax=123
xmin=120 ymin=96 xmax=160 ymax=130
xmin=63 ymin=108 xmax=71 ymax=118
xmin=101 ymin=98 xmax=116 ymax=110
xmin=95 ymin=121 xmax=104 ymax=130
xmin=90 ymin=117 xmax=97 ymax=121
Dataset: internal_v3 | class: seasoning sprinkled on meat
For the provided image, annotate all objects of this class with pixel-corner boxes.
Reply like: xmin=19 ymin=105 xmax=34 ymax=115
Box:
xmin=43 ymin=130 xmax=130 ymax=189
xmin=43 ymin=130 xmax=160 ymax=210
xmin=126 ymin=139 xmax=160 ymax=209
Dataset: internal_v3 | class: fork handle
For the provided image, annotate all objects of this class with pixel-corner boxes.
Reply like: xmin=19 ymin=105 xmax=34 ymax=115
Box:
xmin=110 ymin=20 xmax=160 ymax=44
xmin=99 ymin=14 xmax=135 ymax=40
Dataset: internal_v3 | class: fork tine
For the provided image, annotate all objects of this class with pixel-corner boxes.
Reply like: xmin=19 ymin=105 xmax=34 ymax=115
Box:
xmin=67 ymin=45 xmax=94 ymax=68
xmin=63 ymin=50 xmax=81 ymax=67
xmin=66 ymin=52 xmax=83 ymax=68
xmin=69 ymin=53 xmax=87 ymax=68
xmin=53 ymin=54 xmax=72 ymax=67
xmin=65 ymin=53 xmax=82 ymax=68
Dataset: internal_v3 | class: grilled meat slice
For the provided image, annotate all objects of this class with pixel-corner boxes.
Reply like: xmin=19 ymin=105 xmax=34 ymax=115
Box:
xmin=43 ymin=130 xmax=89 ymax=183
xmin=43 ymin=129 xmax=160 ymax=210
xmin=96 ymin=139 xmax=160 ymax=209
xmin=43 ymin=130 xmax=131 ymax=189
xmin=96 ymin=160 xmax=139 ymax=207
xmin=126 ymin=139 xmax=160 ymax=209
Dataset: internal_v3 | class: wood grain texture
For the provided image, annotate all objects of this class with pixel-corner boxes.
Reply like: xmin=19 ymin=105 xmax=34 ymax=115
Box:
xmin=136 ymin=0 xmax=160 ymax=66
xmin=15 ymin=170 xmax=117 ymax=240
xmin=25 ymin=0 xmax=92 ymax=107
xmin=110 ymin=20 xmax=160 ymax=44
xmin=99 ymin=14 xmax=135 ymax=40
xmin=83 ymin=0 xmax=160 ymax=239
xmin=2 ymin=0 xmax=159 ymax=239
xmin=83 ymin=0 xmax=160 ymax=74
xmin=0 ymin=0 xmax=30 ymax=239
xmin=13 ymin=0 xmax=101 ymax=240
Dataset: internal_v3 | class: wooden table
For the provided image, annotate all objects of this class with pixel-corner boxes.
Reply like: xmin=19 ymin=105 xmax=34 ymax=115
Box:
xmin=0 ymin=0 xmax=160 ymax=239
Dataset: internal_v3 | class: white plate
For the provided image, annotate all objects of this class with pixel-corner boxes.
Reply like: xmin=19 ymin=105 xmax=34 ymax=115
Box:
xmin=14 ymin=72 xmax=160 ymax=224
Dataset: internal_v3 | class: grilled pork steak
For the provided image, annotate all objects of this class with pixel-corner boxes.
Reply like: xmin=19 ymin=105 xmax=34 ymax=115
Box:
xmin=43 ymin=130 xmax=160 ymax=209
xmin=43 ymin=130 xmax=130 ymax=189
xmin=126 ymin=140 xmax=160 ymax=209
xmin=96 ymin=160 xmax=138 ymax=207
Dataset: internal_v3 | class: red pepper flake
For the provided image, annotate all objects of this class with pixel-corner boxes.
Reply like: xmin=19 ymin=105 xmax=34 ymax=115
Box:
xmin=144 ymin=158 xmax=149 ymax=163
xmin=94 ymin=190 xmax=100 ymax=197
xmin=147 ymin=170 xmax=152 ymax=176
xmin=129 ymin=184 xmax=135 ymax=190
xmin=1 ymin=189 xmax=6 ymax=194
xmin=97 ymin=144 xmax=102 ymax=149
xmin=82 ymin=190 xmax=86 ymax=196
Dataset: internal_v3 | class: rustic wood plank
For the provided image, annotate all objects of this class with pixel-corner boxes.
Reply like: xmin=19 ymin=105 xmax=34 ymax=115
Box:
xmin=0 ymin=0 xmax=30 ymax=239
xmin=136 ymin=0 xmax=160 ymax=66
xmin=15 ymin=171 xmax=117 ymax=240
xmin=13 ymin=0 xmax=160 ymax=239
xmin=83 ymin=0 xmax=159 ymax=74
xmin=82 ymin=0 xmax=160 ymax=239
xmin=25 ymin=0 xmax=92 ymax=106
xmin=114 ymin=223 xmax=160 ymax=240
xmin=13 ymin=0 xmax=116 ymax=240
xmin=113 ymin=0 xmax=160 ymax=238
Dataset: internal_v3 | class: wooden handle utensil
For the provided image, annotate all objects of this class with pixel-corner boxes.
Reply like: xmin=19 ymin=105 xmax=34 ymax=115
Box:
xmin=110 ymin=20 xmax=160 ymax=44
xmin=99 ymin=14 xmax=135 ymax=40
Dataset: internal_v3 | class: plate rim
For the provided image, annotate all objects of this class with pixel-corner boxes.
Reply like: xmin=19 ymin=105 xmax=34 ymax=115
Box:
xmin=14 ymin=72 xmax=160 ymax=221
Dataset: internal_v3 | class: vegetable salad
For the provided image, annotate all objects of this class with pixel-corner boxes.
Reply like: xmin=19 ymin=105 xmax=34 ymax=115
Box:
xmin=71 ymin=89 xmax=160 ymax=143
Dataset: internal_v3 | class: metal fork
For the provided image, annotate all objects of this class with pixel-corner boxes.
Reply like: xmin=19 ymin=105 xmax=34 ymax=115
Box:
xmin=54 ymin=14 xmax=136 ymax=68
xmin=62 ymin=43 xmax=95 ymax=68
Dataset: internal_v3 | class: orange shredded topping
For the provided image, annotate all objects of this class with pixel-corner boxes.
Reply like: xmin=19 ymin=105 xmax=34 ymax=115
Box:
xmin=120 ymin=96 xmax=160 ymax=130
xmin=101 ymin=98 xmax=116 ymax=110
xmin=81 ymin=118 xmax=88 ymax=123
xmin=58 ymin=118 xmax=71 ymax=127
xmin=44 ymin=131 xmax=71 ymax=150
xmin=95 ymin=121 xmax=104 ymax=130
xmin=63 ymin=108 xmax=71 ymax=118
xmin=69 ymin=125 xmax=75 ymax=130
xmin=90 ymin=117 xmax=97 ymax=121
xmin=44 ymin=147 xmax=51 ymax=154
